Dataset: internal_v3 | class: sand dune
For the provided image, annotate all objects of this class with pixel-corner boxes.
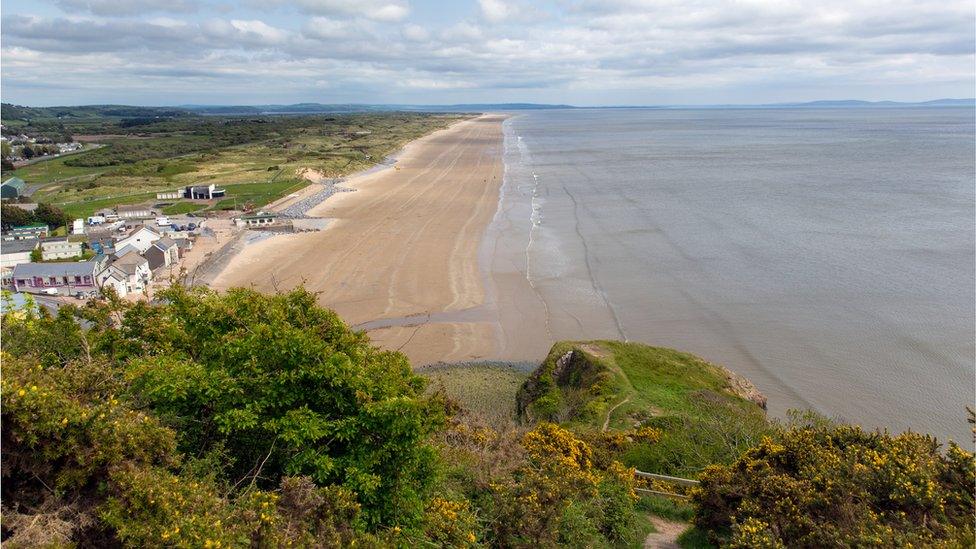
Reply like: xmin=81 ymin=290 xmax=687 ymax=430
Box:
xmin=212 ymin=114 xmax=506 ymax=364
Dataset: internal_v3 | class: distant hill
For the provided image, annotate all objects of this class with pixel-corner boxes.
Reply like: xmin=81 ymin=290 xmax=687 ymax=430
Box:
xmin=1 ymin=103 xmax=192 ymax=121
xmin=770 ymin=98 xmax=974 ymax=108
xmin=179 ymin=102 xmax=575 ymax=115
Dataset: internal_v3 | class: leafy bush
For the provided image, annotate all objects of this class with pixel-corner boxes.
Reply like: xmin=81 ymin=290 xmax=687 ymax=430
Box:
xmin=1 ymin=287 xmax=445 ymax=545
xmin=437 ymin=414 xmax=650 ymax=547
xmin=692 ymin=419 xmax=976 ymax=547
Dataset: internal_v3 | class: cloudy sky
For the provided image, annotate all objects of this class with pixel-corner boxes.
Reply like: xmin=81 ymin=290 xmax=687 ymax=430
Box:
xmin=2 ymin=0 xmax=974 ymax=106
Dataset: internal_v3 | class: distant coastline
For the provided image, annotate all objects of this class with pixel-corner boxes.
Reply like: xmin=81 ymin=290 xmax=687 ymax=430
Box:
xmin=4 ymin=98 xmax=973 ymax=115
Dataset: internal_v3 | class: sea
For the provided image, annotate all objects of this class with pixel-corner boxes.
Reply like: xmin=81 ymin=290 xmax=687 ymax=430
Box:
xmin=486 ymin=107 xmax=975 ymax=443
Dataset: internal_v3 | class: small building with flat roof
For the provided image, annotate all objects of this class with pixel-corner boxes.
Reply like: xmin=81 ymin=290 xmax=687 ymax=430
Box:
xmin=234 ymin=211 xmax=279 ymax=228
xmin=2 ymin=223 xmax=49 ymax=241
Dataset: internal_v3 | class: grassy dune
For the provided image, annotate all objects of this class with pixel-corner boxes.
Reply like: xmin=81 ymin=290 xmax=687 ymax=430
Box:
xmin=12 ymin=113 xmax=465 ymax=217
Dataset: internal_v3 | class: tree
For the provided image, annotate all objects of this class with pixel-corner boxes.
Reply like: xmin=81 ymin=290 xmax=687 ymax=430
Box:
xmin=30 ymin=248 xmax=42 ymax=262
xmin=0 ymin=203 xmax=34 ymax=229
xmin=21 ymin=144 xmax=35 ymax=159
xmin=1 ymin=140 xmax=11 ymax=159
xmin=119 ymin=285 xmax=446 ymax=528
xmin=35 ymin=202 xmax=70 ymax=229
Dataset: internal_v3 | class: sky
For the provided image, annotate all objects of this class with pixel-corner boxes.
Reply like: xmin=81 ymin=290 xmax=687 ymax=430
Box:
xmin=1 ymin=0 xmax=974 ymax=106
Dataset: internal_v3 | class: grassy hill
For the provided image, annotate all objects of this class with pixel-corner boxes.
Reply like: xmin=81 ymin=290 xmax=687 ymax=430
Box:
xmin=515 ymin=341 xmax=771 ymax=477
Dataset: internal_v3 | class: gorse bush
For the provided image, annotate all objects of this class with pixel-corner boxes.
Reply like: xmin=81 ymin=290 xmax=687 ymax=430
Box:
xmin=1 ymin=287 xmax=443 ymax=545
xmin=692 ymin=418 xmax=975 ymax=548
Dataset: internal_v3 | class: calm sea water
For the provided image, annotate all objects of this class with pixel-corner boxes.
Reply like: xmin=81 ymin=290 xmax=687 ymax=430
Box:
xmin=489 ymin=107 xmax=975 ymax=443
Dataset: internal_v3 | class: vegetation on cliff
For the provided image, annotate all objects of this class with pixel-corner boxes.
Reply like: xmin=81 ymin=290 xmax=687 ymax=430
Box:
xmin=2 ymin=290 xmax=973 ymax=547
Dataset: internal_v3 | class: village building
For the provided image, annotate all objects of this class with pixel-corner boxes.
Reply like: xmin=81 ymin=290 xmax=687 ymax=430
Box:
xmin=116 ymin=204 xmax=155 ymax=219
xmin=144 ymin=237 xmax=179 ymax=271
xmin=11 ymin=261 xmax=100 ymax=295
xmin=156 ymin=190 xmax=183 ymax=200
xmin=173 ymin=237 xmax=193 ymax=258
xmin=0 ymin=239 xmax=39 ymax=268
xmin=2 ymin=223 xmax=49 ymax=241
xmin=1 ymin=177 xmax=27 ymax=199
xmin=186 ymin=183 xmax=226 ymax=200
xmin=235 ymin=211 xmax=279 ymax=228
xmin=40 ymin=239 xmax=84 ymax=261
xmin=114 ymin=226 xmax=162 ymax=254
xmin=100 ymin=250 xmax=151 ymax=294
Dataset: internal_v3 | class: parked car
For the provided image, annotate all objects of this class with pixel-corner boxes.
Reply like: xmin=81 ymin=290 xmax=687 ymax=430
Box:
xmin=41 ymin=288 xmax=59 ymax=295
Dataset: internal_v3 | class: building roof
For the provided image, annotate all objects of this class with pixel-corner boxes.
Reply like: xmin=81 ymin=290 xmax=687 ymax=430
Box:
xmin=240 ymin=211 xmax=278 ymax=220
xmin=109 ymin=250 xmax=149 ymax=275
xmin=1 ymin=239 xmax=39 ymax=254
xmin=119 ymin=225 xmax=161 ymax=239
xmin=12 ymin=261 xmax=99 ymax=279
xmin=152 ymin=236 xmax=177 ymax=250
xmin=2 ymin=177 xmax=26 ymax=191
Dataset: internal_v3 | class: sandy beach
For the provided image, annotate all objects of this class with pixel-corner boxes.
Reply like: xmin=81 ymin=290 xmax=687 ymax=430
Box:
xmin=211 ymin=114 xmax=506 ymax=364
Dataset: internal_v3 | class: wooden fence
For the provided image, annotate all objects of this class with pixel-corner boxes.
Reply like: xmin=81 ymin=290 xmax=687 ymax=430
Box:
xmin=634 ymin=470 xmax=699 ymax=500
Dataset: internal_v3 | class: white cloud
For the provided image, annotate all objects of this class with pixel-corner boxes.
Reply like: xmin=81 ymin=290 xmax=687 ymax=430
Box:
xmin=478 ymin=0 xmax=513 ymax=23
xmin=1 ymin=0 xmax=973 ymax=104
xmin=402 ymin=23 xmax=429 ymax=42
xmin=229 ymin=19 xmax=287 ymax=43
xmin=401 ymin=78 xmax=476 ymax=89
xmin=290 ymin=0 xmax=409 ymax=21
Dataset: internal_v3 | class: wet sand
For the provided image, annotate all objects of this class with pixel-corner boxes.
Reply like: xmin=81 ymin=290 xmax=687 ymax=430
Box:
xmin=211 ymin=114 xmax=506 ymax=364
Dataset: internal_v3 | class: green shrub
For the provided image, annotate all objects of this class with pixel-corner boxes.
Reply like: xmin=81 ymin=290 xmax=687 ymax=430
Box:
xmin=693 ymin=420 xmax=976 ymax=547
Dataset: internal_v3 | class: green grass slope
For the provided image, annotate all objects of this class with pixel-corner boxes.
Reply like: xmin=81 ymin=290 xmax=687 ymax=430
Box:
xmin=517 ymin=341 xmax=772 ymax=477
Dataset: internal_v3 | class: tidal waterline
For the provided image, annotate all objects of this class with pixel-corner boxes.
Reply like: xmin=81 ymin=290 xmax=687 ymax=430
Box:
xmin=485 ymin=107 xmax=975 ymax=443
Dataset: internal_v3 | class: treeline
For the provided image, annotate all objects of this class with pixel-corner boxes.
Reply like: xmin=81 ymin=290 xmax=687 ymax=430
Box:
xmin=0 ymin=202 xmax=71 ymax=230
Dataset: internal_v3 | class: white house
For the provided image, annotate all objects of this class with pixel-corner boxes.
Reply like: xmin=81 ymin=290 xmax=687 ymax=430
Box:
xmin=100 ymin=250 xmax=151 ymax=294
xmin=1 ymin=239 xmax=38 ymax=269
xmin=40 ymin=239 xmax=84 ymax=260
xmin=72 ymin=218 xmax=85 ymax=235
xmin=115 ymin=226 xmax=161 ymax=254
xmin=144 ymin=237 xmax=179 ymax=271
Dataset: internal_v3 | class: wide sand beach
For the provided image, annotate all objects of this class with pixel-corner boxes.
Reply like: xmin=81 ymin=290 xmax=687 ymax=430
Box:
xmin=212 ymin=114 xmax=507 ymax=364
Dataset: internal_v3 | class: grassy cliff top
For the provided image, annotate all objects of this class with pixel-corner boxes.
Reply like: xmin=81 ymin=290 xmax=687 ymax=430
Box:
xmin=516 ymin=340 xmax=772 ymax=477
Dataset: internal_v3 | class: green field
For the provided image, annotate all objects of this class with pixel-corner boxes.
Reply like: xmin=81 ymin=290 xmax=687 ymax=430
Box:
xmin=9 ymin=151 xmax=107 ymax=186
xmin=161 ymin=202 xmax=206 ymax=215
xmin=6 ymin=112 xmax=466 ymax=218
xmin=212 ymin=179 xmax=308 ymax=210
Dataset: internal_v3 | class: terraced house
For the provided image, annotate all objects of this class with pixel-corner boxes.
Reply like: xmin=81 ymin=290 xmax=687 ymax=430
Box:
xmin=10 ymin=261 xmax=100 ymax=295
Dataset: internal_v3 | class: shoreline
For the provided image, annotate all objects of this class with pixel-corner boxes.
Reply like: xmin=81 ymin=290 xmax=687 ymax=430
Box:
xmin=210 ymin=114 xmax=508 ymax=364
